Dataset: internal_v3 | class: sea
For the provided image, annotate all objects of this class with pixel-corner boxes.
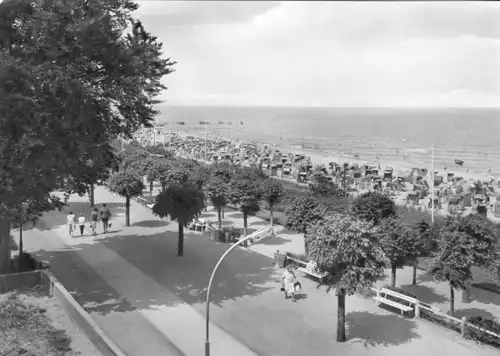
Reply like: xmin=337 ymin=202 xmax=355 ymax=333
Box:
xmin=154 ymin=105 xmax=500 ymax=177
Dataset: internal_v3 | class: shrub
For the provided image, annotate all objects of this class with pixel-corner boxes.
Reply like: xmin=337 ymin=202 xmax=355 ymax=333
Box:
xmin=467 ymin=316 xmax=500 ymax=349
xmin=10 ymin=253 xmax=45 ymax=273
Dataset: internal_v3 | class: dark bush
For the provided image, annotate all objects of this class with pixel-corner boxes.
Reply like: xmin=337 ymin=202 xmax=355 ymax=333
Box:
xmin=10 ymin=252 xmax=45 ymax=273
xmin=467 ymin=316 xmax=500 ymax=349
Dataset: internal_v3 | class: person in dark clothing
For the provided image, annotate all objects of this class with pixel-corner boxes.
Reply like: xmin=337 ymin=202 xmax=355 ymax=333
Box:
xmin=99 ymin=204 xmax=111 ymax=233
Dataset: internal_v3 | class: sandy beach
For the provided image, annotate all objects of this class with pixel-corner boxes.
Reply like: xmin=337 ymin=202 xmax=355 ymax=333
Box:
xmin=131 ymin=126 xmax=500 ymax=222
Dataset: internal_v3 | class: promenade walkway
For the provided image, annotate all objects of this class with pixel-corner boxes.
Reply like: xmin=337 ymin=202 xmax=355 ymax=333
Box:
xmin=15 ymin=186 xmax=498 ymax=356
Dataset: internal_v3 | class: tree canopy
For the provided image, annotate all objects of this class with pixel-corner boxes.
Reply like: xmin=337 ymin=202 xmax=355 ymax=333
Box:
xmin=152 ymin=184 xmax=205 ymax=256
xmin=430 ymin=214 xmax=498 ymax=315
xmin=351 ymin=191 xmax=397 ymax=225
xmin=0 ymin=0 xmax=174 ymax=272
xmin=284 ymin=196 xmax=330 ymax=235
xmin=306 ymin=213 xmax=385 ymax=342
xmin=106 ymin=170 xmax=144 ymax=226
xmin=374 ymin=216 xmax=419 ymax=287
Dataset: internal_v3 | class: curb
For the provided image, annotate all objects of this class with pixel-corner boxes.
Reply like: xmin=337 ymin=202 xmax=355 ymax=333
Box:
xmin=41 ymin=271 xmax=127 ymax=356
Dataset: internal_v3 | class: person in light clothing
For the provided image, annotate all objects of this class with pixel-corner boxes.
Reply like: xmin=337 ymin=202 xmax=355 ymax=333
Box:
xmin=77 ymin=213 xmax=86 ymax=236
xmin=282 ymin=265 xmax=301 ymax=302
xmin=66 ymin=212 xmax=76 ymax=237
xmin=90 ymin=208 xmax=99 ymax=236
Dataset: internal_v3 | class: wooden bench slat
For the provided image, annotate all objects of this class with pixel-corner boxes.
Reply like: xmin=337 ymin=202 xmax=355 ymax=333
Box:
xmin=380 ymin=288 xmax=418 ymax=304
xmin=373 ymin=296 xmax=413 ymax=311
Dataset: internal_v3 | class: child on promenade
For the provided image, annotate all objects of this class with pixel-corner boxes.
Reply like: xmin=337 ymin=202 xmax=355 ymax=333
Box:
xmin=77 ymin=213 xmax=86 ymax=236
xmin=90 ymin=208 xmax=99 ymax=236
xmin=66 ymin=212 xmax=76 ymax=238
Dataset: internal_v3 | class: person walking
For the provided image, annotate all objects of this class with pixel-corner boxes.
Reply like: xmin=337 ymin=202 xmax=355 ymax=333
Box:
xmin=90 ymin=208 xmax=99 ymax=236
xmin=66 ymin=212 xmax=76 ymax=238
xmin=99 ymin=204 xmax=112 ymax=234
xmin=77 ymin=213 xmax=86 ymax=237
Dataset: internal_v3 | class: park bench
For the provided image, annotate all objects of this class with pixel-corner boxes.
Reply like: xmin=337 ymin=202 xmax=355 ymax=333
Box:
xmin=298 ymin=260 xmax=327 ymax=282
xmin=373 ymin=288 xmax=417 ymax=316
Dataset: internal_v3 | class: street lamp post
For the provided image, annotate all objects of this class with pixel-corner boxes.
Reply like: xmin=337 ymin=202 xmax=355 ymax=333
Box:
xmin=431 ymin=145 xmax=435 ymax=224
xmin=205 ymin=232 xmax=263 ymax=356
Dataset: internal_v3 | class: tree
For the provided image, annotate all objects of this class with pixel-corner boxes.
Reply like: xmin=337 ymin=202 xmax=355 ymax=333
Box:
xmin=351 ymin=191 xmax=397 ymax=226
xmin=261 ymin=178 xmax=284 ymax=230
xmin=230 ymin=173 xmax=263 ymax=236
xmin=374 ymin=216 xmax=419 ymax=287
xmin=284 ymin=196 xmax=329 ymax=234
xmin=206 ymin=177 xmax=230 ymax=230
xmin=152 ymin=184 xmax=205 ymax=256
xmin=430 ymin=215 xmax=497 ymax=315
xmin=309 ymin=166 xmax=337 ymax=197
xmin=0 ymin=0 xmax=174 ymax=274
xmin=189 ymin=166 xmax=211 ymax=190
xmin=167 ymin=165 xmax=191 ymax=186
xmin=149 ymin=158 xmax=172 ymax=192
xmin=306 ymin=214 xmax=385 ymax=342
xmin=106 ymin=170 xmax=144 ymax=227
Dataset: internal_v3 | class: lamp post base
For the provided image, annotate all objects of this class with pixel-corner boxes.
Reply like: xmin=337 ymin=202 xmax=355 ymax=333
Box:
xmin=205 ymin=341 xmax=210 ymax=356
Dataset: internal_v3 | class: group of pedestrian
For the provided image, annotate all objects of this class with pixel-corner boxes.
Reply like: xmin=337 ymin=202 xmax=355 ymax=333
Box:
xmin=66 ymin=204 xmax=112 ymax=238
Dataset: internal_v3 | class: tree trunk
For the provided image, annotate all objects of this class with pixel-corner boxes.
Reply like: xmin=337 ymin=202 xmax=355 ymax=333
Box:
xmin=412 ymin=258 xmax=417 ymax=285
xmin=337 ymin=288 xmax=346 ymax=342
xmin=243 ymin=212 xmax=248 ymax=237
xmin=125 ymin=196 xmax=130 ymax=227
xmin=269 ymin=205 xmax=274 ymax=230
xmin=462 ymin=282 xmax=471 ymax=303
xmin=161 ymin=181 xmax=166 ymax=193
xmin=150 ymin=181 xmax=153 ymax=196
xmin=0 ymin=217 xmax=11 ymax=275
xmin=217 ymin=206 xmax=222 ymax=230
xmin=391 ymin=262 xmax=397 ymax=287
xmin=449 ymin=286 xmax=455 ymax=316
xmin=90 ymin=183 xmax=95 ymax=208
xmin=177 ymin=221 xmax=184 ymax=257
xmin=19 ymin=215 xmax=23 ymax=255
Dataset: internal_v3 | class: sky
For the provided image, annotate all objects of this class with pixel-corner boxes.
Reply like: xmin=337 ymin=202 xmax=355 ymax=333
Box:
xmin=134 ymin=1 xmax=500 ymax=107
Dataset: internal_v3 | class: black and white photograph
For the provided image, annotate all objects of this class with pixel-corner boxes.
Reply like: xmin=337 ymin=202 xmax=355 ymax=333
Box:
xmin=1 ymin=1 xmax=499 ymax=355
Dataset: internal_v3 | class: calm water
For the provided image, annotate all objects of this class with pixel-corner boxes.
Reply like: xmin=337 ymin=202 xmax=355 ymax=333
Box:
xmin=155 ymin=105 xmax=500 ymax=176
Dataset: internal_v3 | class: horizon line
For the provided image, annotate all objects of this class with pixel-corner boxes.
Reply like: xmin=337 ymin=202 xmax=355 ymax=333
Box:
xmin=155 ymin=103 xmax=500 ymax=110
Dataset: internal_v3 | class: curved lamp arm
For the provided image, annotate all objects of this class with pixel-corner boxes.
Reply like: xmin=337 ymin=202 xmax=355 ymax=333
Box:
xmin=204 ymin=233 xmax=257 ymax=356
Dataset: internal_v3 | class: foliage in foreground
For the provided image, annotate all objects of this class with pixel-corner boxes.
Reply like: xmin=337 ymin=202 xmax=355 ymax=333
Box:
xmin=0 ymin=0 xmax=175 ymax=273
xmin=0 ymin=291 xmax=75 ymax=355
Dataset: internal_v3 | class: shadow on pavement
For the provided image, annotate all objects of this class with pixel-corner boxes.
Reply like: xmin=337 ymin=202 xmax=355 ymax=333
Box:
xmin=100 ymin=230 xmax=277 ymax=308
xmin=33 ymin=246 xmax=136 ymax=316
xmin=132 ymin=220 xmax=170 ymax=228
xmin=470 ymin=285 xmax=500 ymax=306
xmin=400 ymin=284 xmax=448 ymax=304
xmin=247 ymin=219 xmax=269 ymax=227
xmin=258 ymin=235 xmax=291 ymax=246
xmin=346 ymin=311 xmax=421 ymax=347
xmin=454 ymin=307 xmax=497 ymax=320
xmin=417 ymin=271 xmax=436 ymax=284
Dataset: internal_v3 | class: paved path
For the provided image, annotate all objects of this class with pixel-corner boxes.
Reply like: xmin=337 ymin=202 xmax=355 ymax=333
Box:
xmin=15 ymin=187 xmax=499 ymax=356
